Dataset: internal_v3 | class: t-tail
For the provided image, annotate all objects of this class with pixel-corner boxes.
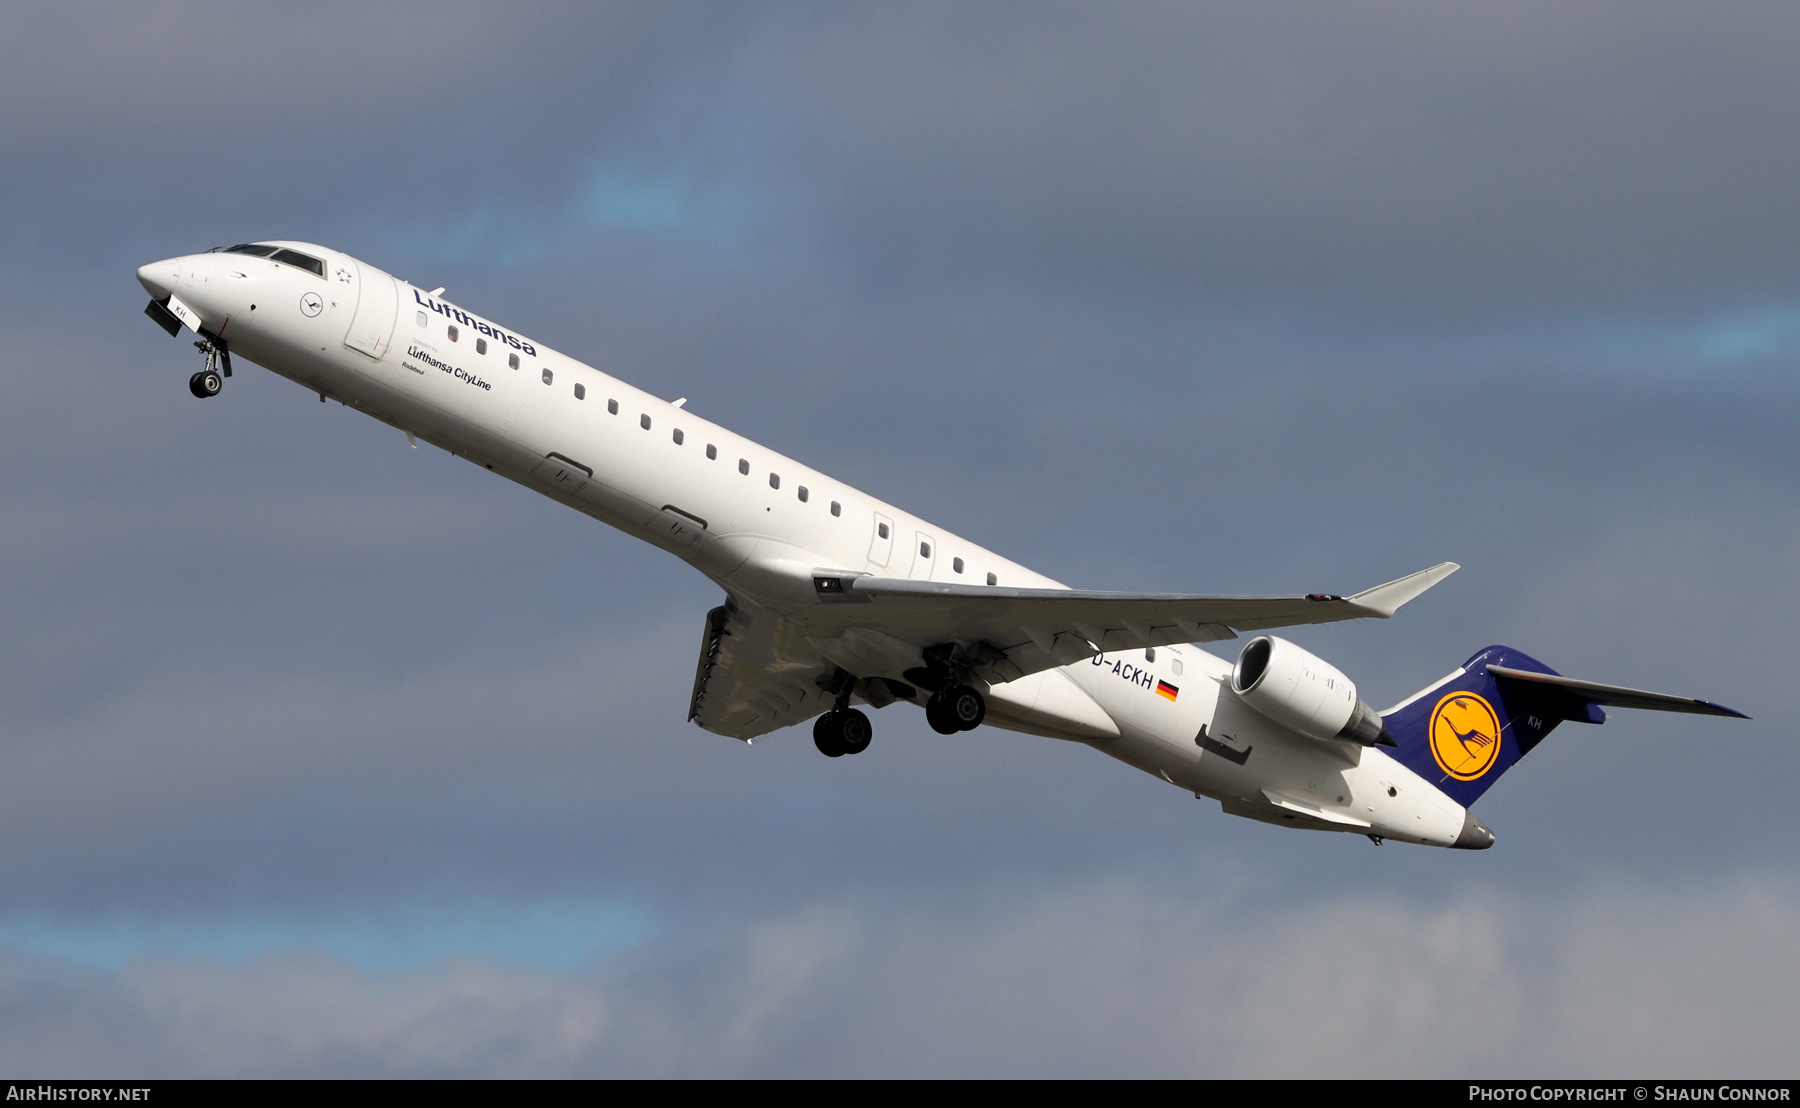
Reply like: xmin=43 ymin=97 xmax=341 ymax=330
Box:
xmin=1382 ymin=645 xmax=1749 ymax=810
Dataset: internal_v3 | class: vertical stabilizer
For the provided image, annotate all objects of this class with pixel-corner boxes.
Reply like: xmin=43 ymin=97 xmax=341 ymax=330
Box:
xmin=1382 ymin=646 xmax=1577 ymax=807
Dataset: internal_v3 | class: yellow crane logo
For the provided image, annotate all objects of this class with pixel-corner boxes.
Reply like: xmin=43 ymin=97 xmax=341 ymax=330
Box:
xmin=1429 ymin=692 xmax=1503 ymax=780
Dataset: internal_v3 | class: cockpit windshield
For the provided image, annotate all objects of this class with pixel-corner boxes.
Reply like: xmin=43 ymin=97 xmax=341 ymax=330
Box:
xmin=271 ymin=249 xmax=324 ymax=276
xmin=223 ymin=243 xmax=324 ymax=277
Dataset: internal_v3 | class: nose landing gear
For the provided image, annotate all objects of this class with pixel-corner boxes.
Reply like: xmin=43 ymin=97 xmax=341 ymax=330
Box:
xmin=187 ymin=333 xmax=232 ymax=399
xmin=188 ymin=370 xmax=223 ymax=398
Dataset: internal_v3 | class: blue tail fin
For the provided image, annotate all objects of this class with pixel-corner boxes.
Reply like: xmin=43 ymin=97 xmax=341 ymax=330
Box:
xmin=1382 ymin=646 xmax=1598 ymax=807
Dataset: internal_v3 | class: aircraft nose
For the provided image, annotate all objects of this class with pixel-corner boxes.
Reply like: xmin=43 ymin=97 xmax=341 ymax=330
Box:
xmin=1451 ymin=810 xmax=1496 ymax=850
xmin=136 ymin=258 xmax=180 ymax=300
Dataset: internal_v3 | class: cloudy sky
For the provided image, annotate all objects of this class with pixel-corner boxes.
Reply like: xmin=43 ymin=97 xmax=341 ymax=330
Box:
xmin=1 ymin=1 xmax=1795 ymax=1076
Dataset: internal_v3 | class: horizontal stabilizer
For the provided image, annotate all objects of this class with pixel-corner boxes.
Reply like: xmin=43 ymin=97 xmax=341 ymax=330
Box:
xmin=1486 ymin=665 xmax=1749 ymax=719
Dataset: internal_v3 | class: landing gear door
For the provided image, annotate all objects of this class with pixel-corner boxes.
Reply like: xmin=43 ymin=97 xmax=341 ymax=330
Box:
xmin=341 ymin=257 xmax=399 ymax=361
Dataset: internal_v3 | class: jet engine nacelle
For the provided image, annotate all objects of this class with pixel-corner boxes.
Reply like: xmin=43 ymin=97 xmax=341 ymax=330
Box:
xmin=1230 ymin=636 xmax=1391 ymax=746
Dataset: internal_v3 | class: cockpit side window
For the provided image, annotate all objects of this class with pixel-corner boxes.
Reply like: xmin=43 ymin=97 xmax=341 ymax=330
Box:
xmin=270 ymin=249 xmax=325 ymax=277
xmin=224 ymin=244 xmax=278 ymax=257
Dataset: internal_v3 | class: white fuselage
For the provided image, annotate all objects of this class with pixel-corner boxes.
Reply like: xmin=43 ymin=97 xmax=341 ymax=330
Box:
xmin=139 ymin=242 xmax=1472 ymax=847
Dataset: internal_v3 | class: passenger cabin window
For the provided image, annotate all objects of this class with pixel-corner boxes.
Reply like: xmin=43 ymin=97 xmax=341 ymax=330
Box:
xmin=739 ymin=459 xmax=749 ymax=475
xmin=574 ymin=383 xmax=586 ymax=400
xmin=953 ymin=557 xmax=964 ymax=574
xmin=797 ymin=486 xmax=808 ymax=502
xmin=1171 ymin=659 xmax=1184 ymax=676
xmin=607 ymin=399 xmax=618 ymax=414
xmin=508 ymin=353 xmax=519 ymax=370
xmin=640 ymin=414 xmax=651 ymax=430
xmin=448 ymin=326 xmax=460 ymax=342
xmin=769 ymin=473 xmax=780 ymax=489
xmin=224 ymin=244 xmax=278 ymax=257
xmin=1145 ymin=648 xmax=1157 ymax=662
xmin=541 ymin=368 xmax=552 ymax=385
xmin=830 ymin=501 xmax=841 ymax=517
xmin=706 ymin=444 xmax=717 ymax=460
xmin=987 ymin=572 xmax=997 ymax=586
xmin=416 ymin=311 xmax=428 ymax=327
xmin=673 ymin=429 xmax=684 ymax=445
xmin=270 ymin=248 xmax=324 ymax=276
xmin=475 ymin=338 xmax=487 ymax=355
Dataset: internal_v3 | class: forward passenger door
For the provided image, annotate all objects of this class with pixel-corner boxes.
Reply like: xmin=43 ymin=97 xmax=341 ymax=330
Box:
xmin=341 ymin=258 xmax=398 ymax=360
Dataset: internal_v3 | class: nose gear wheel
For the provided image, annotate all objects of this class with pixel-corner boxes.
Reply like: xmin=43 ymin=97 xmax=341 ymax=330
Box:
xmin=187 ymin=332 xmax=232 ymax=398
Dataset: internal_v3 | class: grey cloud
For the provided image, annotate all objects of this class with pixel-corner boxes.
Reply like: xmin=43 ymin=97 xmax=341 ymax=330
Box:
xmin=0 ymin=2 xmax=751 ymax=259
xmin=21 ymin=3 xmax=1800 ymax=321
xmin=2 ymin=877 xmax=1796 ymax=1076
xmin=730 ymin=3 xmax=1800 ymax=319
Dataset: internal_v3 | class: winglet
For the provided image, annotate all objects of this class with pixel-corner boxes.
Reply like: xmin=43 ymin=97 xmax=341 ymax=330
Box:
xmin=1346 ymin=561 xmax=1460 ymax=618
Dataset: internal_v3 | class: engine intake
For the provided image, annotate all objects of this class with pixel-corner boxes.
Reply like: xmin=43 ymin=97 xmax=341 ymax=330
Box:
xmin=1230 ymin=636 xmax=1392 ymax=746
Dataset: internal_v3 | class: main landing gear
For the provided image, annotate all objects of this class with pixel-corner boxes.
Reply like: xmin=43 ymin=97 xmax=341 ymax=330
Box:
xmin=925 ymin=684 xmax=986 ymax=734
xmin=814 ymin=667 xmax=874 ymax=757
xmin=813 ymin=707 xmax=873 ymax=757
xmin=908 ymin=645 xmax=990 ymax=735
xmin=807 ymin=658 xmax=988 ymax=757
xmin=187 ymin=333 xmax=232 ymax=399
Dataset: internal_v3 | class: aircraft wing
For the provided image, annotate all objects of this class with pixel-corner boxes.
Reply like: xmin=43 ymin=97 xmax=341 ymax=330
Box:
xmin=688 ymin=602 xmax=836 ymax=740
xmin=686 ymin=562 xmax=1458 ymax=740
xmin=810 ymin=561 xmax=1460 ymax=684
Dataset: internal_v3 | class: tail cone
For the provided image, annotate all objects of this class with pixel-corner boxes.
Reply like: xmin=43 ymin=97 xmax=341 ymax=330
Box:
xmin=1452 ymin=811 xmax=1496 ymax=850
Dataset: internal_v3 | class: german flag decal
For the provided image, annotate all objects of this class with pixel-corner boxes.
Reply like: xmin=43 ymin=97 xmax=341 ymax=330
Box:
xmin=1156 ymin=680 xmax=1179 ymax=702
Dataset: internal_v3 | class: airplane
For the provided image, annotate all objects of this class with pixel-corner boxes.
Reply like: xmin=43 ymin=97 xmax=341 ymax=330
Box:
xmin=135 ymin=241 xmax=1748 ymax=850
